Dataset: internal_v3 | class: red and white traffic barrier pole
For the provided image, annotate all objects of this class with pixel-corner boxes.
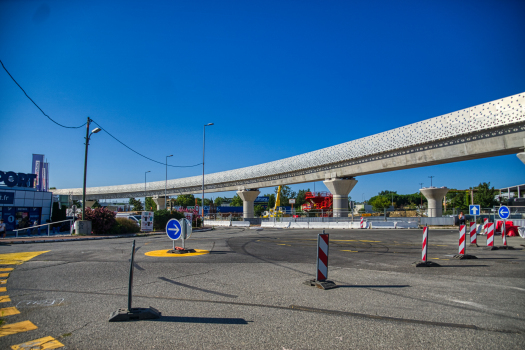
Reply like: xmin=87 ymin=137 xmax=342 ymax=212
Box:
xmin=469 ymin=221 xmax=477 ymax=245
xmin=482 ymin=218 xmax=488 ymax=235
xmin=317 ymin=232 xmax=329 ymax=281
xmin=360 ymin=217 xmax=364 ymax=229
xmin=487 ymin=223 xmax=494 ymax=247
xmin=306 ymin=231 xmax=336 ymax=289
xmin=422 ymin=226 xmax=428 ymax=262
xmin=459 ymin=225 xmax=466 ymax=255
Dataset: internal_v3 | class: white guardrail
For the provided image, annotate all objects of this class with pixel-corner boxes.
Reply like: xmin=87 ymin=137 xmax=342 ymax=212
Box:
xmin=13 ymin=219 xmax=73 ymax=238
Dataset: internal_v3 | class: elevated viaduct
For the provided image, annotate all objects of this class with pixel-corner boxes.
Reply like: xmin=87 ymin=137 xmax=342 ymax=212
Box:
xmin=54 ymin=93 xmax=525 ymax=217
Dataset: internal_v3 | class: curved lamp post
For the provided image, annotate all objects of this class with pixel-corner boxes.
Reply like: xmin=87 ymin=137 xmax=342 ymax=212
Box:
xmin=202 ymin=123 xmax=214 ymax=218
xmin=82 ymin=117 xmax=101 ymax=220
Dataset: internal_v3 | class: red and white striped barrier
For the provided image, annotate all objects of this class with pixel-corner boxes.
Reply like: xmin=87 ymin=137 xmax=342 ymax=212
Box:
xmin=487 ymin=223 xmax=494 ymax=247
xmin=317 ymin=233 xmax=329 ymax=281
xmin=360 ymin=217 xmax=364 ymax=229
xmin=459 ymin=225 xmax=466 ymax=255
xmin=482 ymin=218 xmax=488 ymax=235
xmin=422 ymin=226 xmax=428 ymax=262
xmin=469 ymin=222 xmax=477 ymax=245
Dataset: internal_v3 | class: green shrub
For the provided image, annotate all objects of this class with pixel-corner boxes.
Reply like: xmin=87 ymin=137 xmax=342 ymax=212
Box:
xmin=115 ymin=217 xmax=141 ymax=234
xmin=153 ymin=210 xmax=185 ymax=231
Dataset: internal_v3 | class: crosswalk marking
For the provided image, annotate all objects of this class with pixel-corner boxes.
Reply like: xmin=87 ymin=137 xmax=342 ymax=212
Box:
xmin=0 ymin=287 xmax=6 ymax=292
xmin=0 ymin=306 xmax=20 ymax=316
xmin=0 ymin=280 xmax=6 ymax=284
xmin=0 ymin=251 xmax=49 ymax=265
xmin=0 ymin=320 xmax=38 ymax=337
xmin=0 ymin=268 xmax=14 ymax=272
xmin=0 ymin=295 xmax=11 ymax=303
xmin=0 ymin=273 xmax=10 ymax=278
xmin=11 ymin=336 xmax=64 ymax=350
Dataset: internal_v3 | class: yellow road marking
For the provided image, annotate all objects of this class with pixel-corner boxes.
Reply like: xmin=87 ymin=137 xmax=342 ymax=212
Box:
xmin=0 ymin=280 xmax=6 ymax=285
xmin=431 ymin=258 xmax=450 ymax=260
xmin=11 ymin=336 xmax=64 ymax=350
xmin=0 ymin=320 xmax=38 ymax=337
xmin=0 ymin=307 xmax=20 ymax=316
xmin=0 ymin=268 xmax=13 ymax=272
xmin=0 ymin=251 xmax=49 ymax=265
xmin=332 ymin=240 xmax=357 ymax=242
xmin=0 ymin=287 xmax=6 ymax=292
xmin=359 ymin=240 xmax=381 ymax=243
xmin=145 ymin=249 xmax=210 ymax=257
xmin=341 ymin=250 xmax=358 ymax=252
xmin=0 ymin=295 xmax=11 ymax=303
xmin=0 ymin=273 xmax=9 ymax=278
xmin=435 ymin=245 xmax=448 ymax=247
xmin=277 ymin=244 xmax=291 ymax=246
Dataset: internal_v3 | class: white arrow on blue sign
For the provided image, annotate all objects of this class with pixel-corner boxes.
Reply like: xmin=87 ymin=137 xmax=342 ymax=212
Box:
xmin=166 ymin=219 xmax=182 ymax=240
xmin=498 ymin=206 xmax=510 ymax=219
xmin=469 ymin=205 xmax=480 ymax=215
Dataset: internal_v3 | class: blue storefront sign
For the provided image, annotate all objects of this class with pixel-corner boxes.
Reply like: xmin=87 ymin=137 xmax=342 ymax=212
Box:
xmin=255 ymin=196 xmax=269 ymax=203
xmin=0 ymin=192 xmax=14 ymax=205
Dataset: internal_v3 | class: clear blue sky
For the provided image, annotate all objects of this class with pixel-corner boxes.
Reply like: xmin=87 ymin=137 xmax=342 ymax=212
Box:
xmin=1 ymin=0 xmax=524 ymax=202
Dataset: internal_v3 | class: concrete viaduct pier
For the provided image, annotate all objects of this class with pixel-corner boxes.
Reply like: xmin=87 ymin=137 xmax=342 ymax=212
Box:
xmin=420 ymin=187 xmax=450 ymax=217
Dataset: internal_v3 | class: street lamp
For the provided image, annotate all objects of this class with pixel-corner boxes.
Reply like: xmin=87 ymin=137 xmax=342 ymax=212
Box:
xmin=166 ymin=155 xmax=173 ymax=210
xmin=202 ymin=123 xmax=214 ymax=218
xmin=145 ymin=171 xmax=151 ymax=192
xmin=82 ymin=117 xmax=101 ymax=221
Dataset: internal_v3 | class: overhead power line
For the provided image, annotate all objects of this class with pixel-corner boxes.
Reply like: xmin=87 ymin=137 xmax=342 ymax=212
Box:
xmin=1 ymin=58 xmax=202 ymax=169
xmin=91 ymin=120 xmax=202 ymax=168
xmin=0 ymin=59 xmax=86 ymax=129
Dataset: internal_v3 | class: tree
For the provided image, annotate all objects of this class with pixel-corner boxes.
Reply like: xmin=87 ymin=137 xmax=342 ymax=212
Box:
xmin=145 ymin=197 xmax=157 ymax=211
xmin=474 ymin=182 xmax=497 ymax=208
xmin=370 ymin=196 xmax=391 ymax=212
xmin=129 ymin=198 xmax=143 ymax=211
xmin=231 ymin=194 xmax=243 ymax=207
xmin=295 ymin=189 xmax=310 ymax=208
xmin=214 ymin=197 xmax=224 ymax=206
xmin=254 ymin=205 xmax=265 ymax=217
xmin=176 ymin=194 xmax=196 ymax=208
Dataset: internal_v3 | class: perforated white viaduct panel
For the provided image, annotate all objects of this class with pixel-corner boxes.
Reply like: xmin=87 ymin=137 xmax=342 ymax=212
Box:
xmin=55 ymin=93 xmax=524 ymax=197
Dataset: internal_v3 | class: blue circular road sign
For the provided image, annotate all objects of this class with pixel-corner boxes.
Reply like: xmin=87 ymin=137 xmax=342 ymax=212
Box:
xmin=166 ymin=219 xmax=182 ymax=240
xmin=498 ymin=206 xmax=510 ymax=219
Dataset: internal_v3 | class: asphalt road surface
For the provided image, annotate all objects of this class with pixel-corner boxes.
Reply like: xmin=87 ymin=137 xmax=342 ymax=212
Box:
xmin=1 ymin=227 xmax=524 ymax=349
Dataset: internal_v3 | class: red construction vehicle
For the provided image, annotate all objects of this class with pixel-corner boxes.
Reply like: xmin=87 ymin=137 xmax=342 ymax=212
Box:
xmin=304 ymin=191 xmax=333 ymax=217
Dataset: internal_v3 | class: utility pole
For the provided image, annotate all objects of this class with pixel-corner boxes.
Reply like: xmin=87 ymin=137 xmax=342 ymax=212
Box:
xmin=428 ymin=176 xmax=435 ymax=187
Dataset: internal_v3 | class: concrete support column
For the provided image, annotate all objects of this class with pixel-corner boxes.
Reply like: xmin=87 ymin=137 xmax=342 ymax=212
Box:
xmin=517 ymin=152 xmax=525 ymax=165
xmin=420 ymin=187 xmax=449 ymax=217
xmin=323 ymin=178 xmax=358 ymax=217
xmin=153 ymin=196 xmax=167 ymax=210
xmin=237 ymin=189 xmax=260 ymax=218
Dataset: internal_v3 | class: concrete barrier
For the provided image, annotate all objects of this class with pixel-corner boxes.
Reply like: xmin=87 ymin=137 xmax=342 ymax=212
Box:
xmin=290 ymin=222 xmax=309 ymax=229
xmin=349 ymin=222 xmax=368 ymax=229
xmin=328 ymin=222 xmax=349 ymax=229
xmin=261 ymin=222 xmax=274 ymax=228
xmin=308 ymin=222 xmax=330 ymax=229
xmin=370 ymin=221 xmax=396 ymax=229
xmin=205 ymin=220 xmax=231 ymax=227
xmin=395 ymin=221 xmax=419 ymax=229
xmin=231 ymin=221 xmax=250 ymax=227
xmin=274 ymin=222 xmax=291 ymax=228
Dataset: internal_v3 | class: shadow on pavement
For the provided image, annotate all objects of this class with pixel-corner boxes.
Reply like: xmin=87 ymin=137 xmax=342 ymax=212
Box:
xmin=159 ymin=277 xmax=238 ymax=298
xmin=336 ymin=284 xmax=410 ymax=288
xmin=151 ymin=316 xmax=249 ymax=324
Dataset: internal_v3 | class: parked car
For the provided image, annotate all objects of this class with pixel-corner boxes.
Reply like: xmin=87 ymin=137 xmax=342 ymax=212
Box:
xmin=116 ymin=213 xmax=141 ymax=226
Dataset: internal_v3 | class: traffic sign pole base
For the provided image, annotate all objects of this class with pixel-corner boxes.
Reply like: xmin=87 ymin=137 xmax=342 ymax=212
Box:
xmin=413 ymin=261 xmax=441 ymax=267
xmin=453 ymin=254 xmax=477 ymax=259
xmin=469 ymin=243 xmax=479 ymax=247
xmin=167 ymin=248 xmax=196 ymax=254
xmin=304 ymin=279 xmax=337 ymax=290
xmin=109 ymin=307 xmax=161 ymax=322
xmin=484 ymin=246 xmax=498 ymax=250
xmin=497 ymin=246 xmax=514 ymax=250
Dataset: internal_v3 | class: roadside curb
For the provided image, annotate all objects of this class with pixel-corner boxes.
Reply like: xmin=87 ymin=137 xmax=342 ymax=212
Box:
xmin=0 ymin=228 xmax=214 ymax=245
